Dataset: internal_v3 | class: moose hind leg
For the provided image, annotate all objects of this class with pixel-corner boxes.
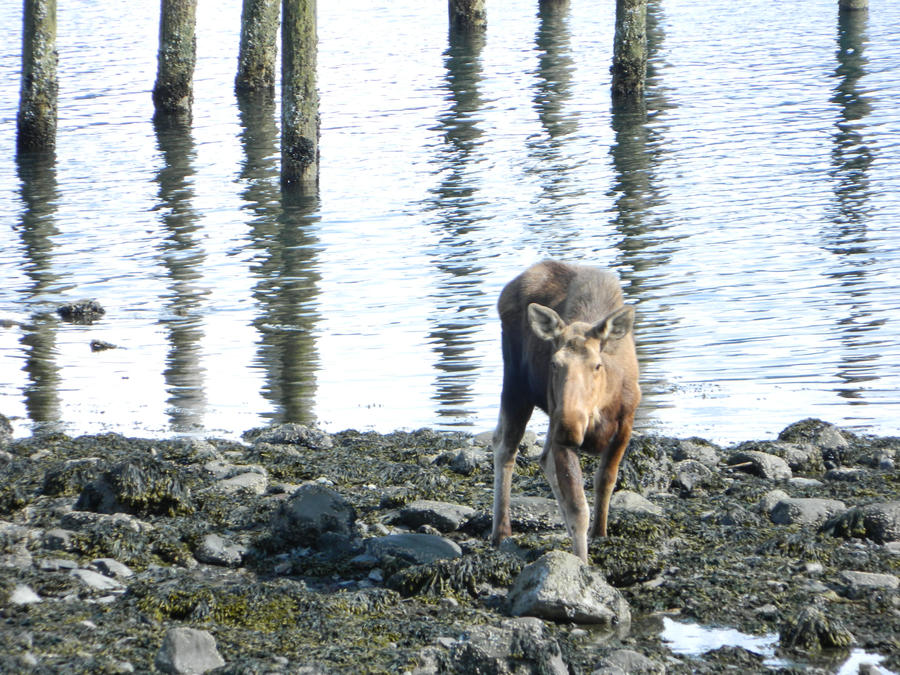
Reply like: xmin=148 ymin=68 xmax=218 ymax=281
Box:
xmin=491 ymin=404 xmax=531 ymax=547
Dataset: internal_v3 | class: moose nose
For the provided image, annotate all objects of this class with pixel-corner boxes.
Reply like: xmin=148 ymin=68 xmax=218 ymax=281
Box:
xmin=555 ymin=412 xmax=588 ymax=447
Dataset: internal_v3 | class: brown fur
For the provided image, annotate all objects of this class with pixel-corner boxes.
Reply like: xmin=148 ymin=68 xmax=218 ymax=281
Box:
xmin=491 ymin=260 xmax=640 ymax=562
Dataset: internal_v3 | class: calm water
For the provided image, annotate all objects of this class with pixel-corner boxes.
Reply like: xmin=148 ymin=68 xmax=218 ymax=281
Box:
xmin=2 ymin=0 xmax=899 ymax=444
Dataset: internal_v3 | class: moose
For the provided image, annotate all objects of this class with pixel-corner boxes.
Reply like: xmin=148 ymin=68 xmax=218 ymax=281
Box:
xmin=491 ymin=260 xmax=640 ymax=562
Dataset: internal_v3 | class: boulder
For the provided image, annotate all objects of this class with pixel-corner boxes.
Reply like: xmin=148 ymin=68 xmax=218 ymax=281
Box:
xmin=194 ymin=533 xmax=246 ymax=567
xmin=444 ymin=617 xmax=568 ymax=675
xmin=507 ymin=550 xmax=631 ymax=627
xmin=591 ymin=648 xmax=665 ymax=675
xmin=726 ymin=451 xmax=792 ymax=481
xmin=365 ymin=533 xmax=462 ymax=566
xmin=823 ymin=501 xmax=900 ymax=543
xmin=769 ymin=497 xmax=846 ymax=528
xmin=609 ymin=491 xmax=662 ymax=517
xmin=836 ymin=570 xmax=899 ymax=599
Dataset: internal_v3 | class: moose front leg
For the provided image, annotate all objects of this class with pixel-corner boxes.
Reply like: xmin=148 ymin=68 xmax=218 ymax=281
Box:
xmin=589 ymin=419 xmax=633 ymax=539
xmin=542 ymin=443 xmax=590 ymax=562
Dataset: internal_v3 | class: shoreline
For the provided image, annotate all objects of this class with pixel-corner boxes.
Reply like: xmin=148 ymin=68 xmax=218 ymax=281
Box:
xmin=1 ymin=417 xmax=898 ymax=673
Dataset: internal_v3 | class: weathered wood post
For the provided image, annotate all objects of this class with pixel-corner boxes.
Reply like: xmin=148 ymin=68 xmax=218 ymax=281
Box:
xmin=449 ymin=0 xmax=486 ymax=30
xmin=17 ymin=0 xmax=58 ymax=152
xmin=839 ymin=0 xmax=868 ymax=9
xmin=152 ymin=0 xmax=197 ymax=118
xmin=236 ymin=0 xmax=280 ymax=93
xmin=611 ymin=0 xmax=647 ymax=98
xmin=281 ymin=0 xmax=319 ymax=187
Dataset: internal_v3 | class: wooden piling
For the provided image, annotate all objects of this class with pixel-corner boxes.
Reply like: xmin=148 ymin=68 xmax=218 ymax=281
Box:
xmin=281 ymin=0 xmax=319 ymax=187
xmin=17 ymin=0 xmax=58 ymax=152
xmin=152 ymin=0 xmax=197 ymax=119
xmin=449 ymin=0 xmax=486 ymax=30
xmin=236 ymin=0 xmax=280 ymax=93
xmin=611 ymin=0 xmax=647 ymax=98
xmin=839 ymin=0 xmax=868 ymax=10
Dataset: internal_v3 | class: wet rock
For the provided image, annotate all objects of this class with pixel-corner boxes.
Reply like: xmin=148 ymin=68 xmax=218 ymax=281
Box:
xmin=449 ymin=448 xmax=482 ymax=475
xmin=90 ymin=339 xmax=117 ymax=352
xmin=194 ymin=533 xmax=246 ymax=567
xmin=823 ymin=501 xmax=900 ymax=543
xmin=245 ymin=423 xmax=333 ymax=450
xmin=155 ymin=627 xmax=225 ymax=675
xmin=769 ymin=497 xmax=847 ymax=527
xmin=778 ymin=418 xmax=851 ymax=466
xmin=57 ymin=299 xmax=105 ymax=324
xmin=268 ymin=483 xmax=357 ymax=550
xmin=442 ymin=617 xmax=568 ymax=675
xmin=609 ymin=491 xmax=662 ymax=518
xmin=824 ymin=466 xmax=865 ymax=482
xmin=396 ymin=499 xmax=477 ymax=533
xmin=726 ymin=450 xmax=792 ymax=481
xmin=591 ymin=648 xmax=665 ymax=675
xmin=507 ymin=550 xmax=631 ymax=626
xmin=388 ymin=551 xmax=524 ymax=599
xmin=365 ymin=533 xmax=462 ymax=566
xmin=835 ymin=570 xmax=899 ymax=599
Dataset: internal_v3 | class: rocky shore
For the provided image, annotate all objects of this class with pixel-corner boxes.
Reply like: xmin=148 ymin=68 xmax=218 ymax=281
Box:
xmin=1 ymin=415 xmax=898 ymax=674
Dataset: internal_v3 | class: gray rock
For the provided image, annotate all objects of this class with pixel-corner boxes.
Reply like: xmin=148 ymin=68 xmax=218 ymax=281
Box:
xmin=445 ymin=617 xmax=568 ymax=675
xmin=155 ymin=627 xmax=225 ymax=674
xmin=10 ymin=584 xmax=42 ymax=605
xmin=42 ymin=528 xmax=76 ymax=551
xmin=778 ymin=419 xmax=850 ymax=455
xmin=672 ymin=438 xmax=721 ymax=468
xmin=365 ymin=533 xmax=462 ymax=565
xmin=397 ymin=500 xmax=477 ymax=533
xmin=92 ymin=558 xmax=134 ymax=579
xmin=450 ymin=449 xmax=482 ymax=475
xmin=269 ymin=483 xmax=357 ymax=548
xmin=726 ymin=450 xmax=792 ymax=481
xmin=591 ymin=648 xmax=665 ymax=675
xmin=825 ymin=466 xmax=864 ymax=482
xmin=769 ymin=497 xmax=847 ymax=527
xmin=671 ymin=459 xmax=714 ymax=496
xmin=836 ymin=570 xmax=899 ymax=599
xmin=70 ymin=568 xmax=125 ymax=592
xmin=609 ymin=491 xmax=663 ymax=517
xmin=507 ymin=550 xmax=631 ymax=626
xmin=194 ymin=533 xmax=246 ymax=567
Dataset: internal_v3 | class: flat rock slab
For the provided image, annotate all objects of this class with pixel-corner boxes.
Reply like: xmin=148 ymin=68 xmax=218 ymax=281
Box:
xmin=769 ymin=497 xmax=846 ymax=527
xmin=507 ymin=550 xmax=631 ymax=627
xmin=509 ymin=496 xmax=565 ymax=531
xmin=837 ymin=570 xmax=899 ymax=599
xmin=397 ymin=500 xmax=476 ymax=532
xmin=365 ymin=533 xmax=462 ymax=565
xmin=155 ymin=627 xmax=225 ymax=675
xmin=610 ymin=490 xmax=662 ymax=517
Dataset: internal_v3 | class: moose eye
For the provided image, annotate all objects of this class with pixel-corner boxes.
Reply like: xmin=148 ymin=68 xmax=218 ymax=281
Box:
xmin=594 ymin=362 xmax=602 ymax=372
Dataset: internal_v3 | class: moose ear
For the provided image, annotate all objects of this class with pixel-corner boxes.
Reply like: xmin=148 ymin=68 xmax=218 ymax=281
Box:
xmin=528 ymin=303 xmax=565 ymax=341
xmin=588 ymin=305 xmax=635 ymax=344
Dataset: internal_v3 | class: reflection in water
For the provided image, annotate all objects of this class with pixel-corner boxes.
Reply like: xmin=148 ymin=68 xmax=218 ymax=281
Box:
xmin=607 ymin=0 xmax=673 ymax=428
xmin=824 ymin=10 xmax=881 ymax=402
xmin=527 ymin=0 xmax=582 ymax=252
xmin=425 ymin=26 xmax=491 ymax=423
xmin=15 ymin=151 xmax=62 ymax=427
xmin=153 ymin=117 xmax=208 ymax=432
xmin=239 ymin=92 xmax=321 ymax=426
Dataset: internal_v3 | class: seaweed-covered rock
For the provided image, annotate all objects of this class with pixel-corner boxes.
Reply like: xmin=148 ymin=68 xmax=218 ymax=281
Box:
xmin=388 ymin=551 xmax=524 ymax=599
xmin=245 ymin=423 xmax=334 ymax=450
xmin=822 ymin=501 xmax=900 ymax=543
xmin=57 ymin=299 xmax=106 ymax=324
xmin=779 ymin=604 xmax=854 ymax=652
xmin=507 ymin=550 xmax=631 ymax=626
xmin=267 ymin=483 xmax=357 ymax=550
xmin=76 ymin=456 xmax=192 ymax=517
xmin=442 ymin=617 xmax=568 ymax=675
xmin=778 ymin=418 xmax=852 ymax=466
xmin=617 ymin=435 xmax=675 ymax=495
